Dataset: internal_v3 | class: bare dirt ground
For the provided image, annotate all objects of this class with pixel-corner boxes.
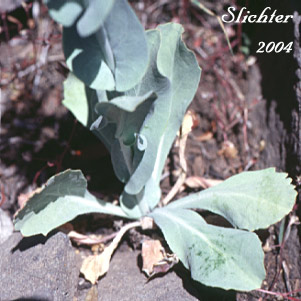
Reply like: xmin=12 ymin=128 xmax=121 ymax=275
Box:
xmin=0 ymin=0 xmax=300 ymax=300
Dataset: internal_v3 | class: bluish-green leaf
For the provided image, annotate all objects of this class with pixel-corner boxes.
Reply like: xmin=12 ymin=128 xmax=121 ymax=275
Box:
xmin=166 ymin=168 xmax=297 ymax=231
xmin=63 ymin=72 xmax=89 ymax=126
xmin=149 ymin=207 xmax=265 ymax=291
xmin=119 ymin=189 xmax=149 ymax=218
xmin=44 ymin=0 xmax=83 ymax=27
xmin=14 ymin=170 xmax=129 ymax=236
xmin=62 ymin=23 xmax=201 ymax=218
xmin=95 ymin=91 xmax=154 ymax=113
xmin=76 ymin=0 xmax=116 ymax=37
xmin=124 ymin=23 xmax=201 ymax=196
xmin=44 ymin=0 xmax=116 ymax=36
xmin=63 ymin=0 xmax=148 ymax=92
xmin=95 ymin=91 xmax=155 ymax=146
xmin=85 ymin=29 xmax=167 ymax=216
xmin=63 ymin=26 xmax=115 ymax=91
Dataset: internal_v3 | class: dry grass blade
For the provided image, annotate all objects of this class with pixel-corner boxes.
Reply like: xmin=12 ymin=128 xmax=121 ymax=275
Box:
xmin=161 ymin=111 xmax=195 ymax=206
xmin=190 ymin=0 xmax=233 ymax=55
xmin=185 ymin=176 xmax=223 ymax=189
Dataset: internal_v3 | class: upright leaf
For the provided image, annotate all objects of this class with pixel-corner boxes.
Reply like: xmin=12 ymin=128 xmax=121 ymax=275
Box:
xmin=44 ymin=0 xmax=116 ymax=36
xmin=166 ymin=168 xmax=297 ymax=231
xmin=44 ymin=0 xmax=83 ymax=27
xmin=124 ymin=23 xmax=201 ymax=196
xmin=88 ymin=29 xmax=169 ymax=217
xmin=62 ymin=23 xmax=201 ymax=218
xmin=14 ymin=170 xmax=129 ymax=236
xmin=76 ymin=0 xmax=116 ymax=37
xmin=63 ymin=0 xmax=149 ymax=92
xmin=63 ymin=72 xmax=89 ymax=126
xmin=149 ymin=207 xmax=265 ymax=291
xmin=63 ymin=25 xmax=116 ymax=91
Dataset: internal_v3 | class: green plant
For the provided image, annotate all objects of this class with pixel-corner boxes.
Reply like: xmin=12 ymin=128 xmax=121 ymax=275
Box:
xmin=14 ymin=0 xmax=297 ymax=292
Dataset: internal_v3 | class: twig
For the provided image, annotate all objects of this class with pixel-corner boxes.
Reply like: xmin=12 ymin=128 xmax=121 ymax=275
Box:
xmin=282 ymin=260 xmax=292 ymax=293
xmin=257 ymin=288 xmax=301 ymax=301
xmin=266 ymin=215 xmax=300 ymax=298
xmin=190 ymin=0 xmax=233 ymax=55
xmin=102 ymin=220 xmax=141 ymax=257
xmin=161 ymin=173 xmax=186 ymax=206
xmin=161 ymin=112 xmax=193 ymax=206
xmin=0 ymin=184 xmax=6 ymax=207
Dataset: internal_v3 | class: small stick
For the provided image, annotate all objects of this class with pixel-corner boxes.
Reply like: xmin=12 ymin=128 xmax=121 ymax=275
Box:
xmin=282 ymin=260 xmax=292 ymax=293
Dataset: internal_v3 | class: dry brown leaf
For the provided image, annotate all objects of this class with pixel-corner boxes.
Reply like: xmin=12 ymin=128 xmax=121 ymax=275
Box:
xmin=152 ymin=254 xmax=179 ymax=276
xmin=196 ymin=131 xmax=213 ymax=142
xmin=80 ymin=246 xmax=113 ymax=284
xmin=80 ymin=221 xmax=141 ymax=284
xmin=179 ymin=110 xmax=198 ymax=137
xmin=142 ymin=240 xmax=165 ymax=277
xmin=259 ymin=140 xmax=266 ymax=152
xmin=142 ymin=240 xmax=179 ymax=278
xmin=218 ymin=141 xmax=238 ymax=159
xmin=185 ymin=176 xmax=223 ymax=189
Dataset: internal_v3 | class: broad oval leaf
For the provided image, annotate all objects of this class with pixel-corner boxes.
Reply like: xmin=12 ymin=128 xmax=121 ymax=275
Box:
xmin=44 ymin=0 xmax=116 ymax=37
xmin=63 ymin=0 xmax=148 ymax=92
xmin=63 ymin=26 xmax=115 ymax=91
xmin=166 ymin=168 xmax=297 ymax=231
xmin=149 ymin=208 xmax=265 ymax=291
xmin=76 ymin=0 xmax=116 ymax=37
xmin=44 ymin=0 xmax=83 ymax=27
xmin=14 ymin=170 xmax=129 ymax=237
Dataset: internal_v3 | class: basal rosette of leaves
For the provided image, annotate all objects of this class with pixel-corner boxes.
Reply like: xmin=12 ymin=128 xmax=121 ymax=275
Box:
xmin=63 ymin=22 xmax=201 ymax=218
xmin=14 ymin=0 xmax=297 ymax=292
xmin=14 ymin=168 xmax=296 ymax=291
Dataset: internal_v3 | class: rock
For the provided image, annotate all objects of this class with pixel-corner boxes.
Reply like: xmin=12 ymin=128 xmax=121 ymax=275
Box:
xmin=77 ymin=246 xmax=236 ymax=301
xmin=0 ymin=231 xmax=80 ymax=301
xmin=0 ymin=209 xmax=13 ymax=244
xmin=0 ymin=0 xmax=24 ymax=12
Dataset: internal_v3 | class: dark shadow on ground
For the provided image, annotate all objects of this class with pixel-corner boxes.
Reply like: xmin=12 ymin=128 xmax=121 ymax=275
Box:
xmin=174 ymin=262 xmax=236 ymax=301
xmin=12 ymin=230 xmax=58 ymax=253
